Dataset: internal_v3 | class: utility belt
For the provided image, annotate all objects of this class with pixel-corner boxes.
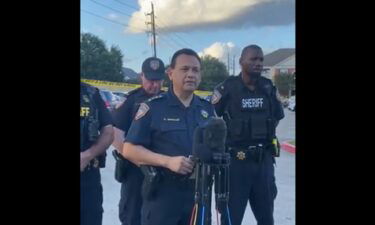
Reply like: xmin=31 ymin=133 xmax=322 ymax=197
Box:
xmin=229 ymin=143 xmax=272 ymax=163
xmin=112 ymin=149 xmax=132 ymax=183
xmin=140 ymin=166 xmax=195 ymax=201
xmin=159 ymin=168 xmax=195 ymax=185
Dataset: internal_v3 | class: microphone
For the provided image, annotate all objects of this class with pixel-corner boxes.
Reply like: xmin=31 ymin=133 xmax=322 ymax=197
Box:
xmin=192 ymin=117 xmax=227 ymax=163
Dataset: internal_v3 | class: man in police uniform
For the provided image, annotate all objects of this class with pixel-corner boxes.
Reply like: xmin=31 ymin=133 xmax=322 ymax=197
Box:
xmin=112 ymin=57 xmax=165 ymax=225
xmin=212 ymin=45 xmax=284 ymax=225
xmin=80 ymin=82 xmax=114 ymax=225
xmin=121 ymin=48 xmax=215 ymax=225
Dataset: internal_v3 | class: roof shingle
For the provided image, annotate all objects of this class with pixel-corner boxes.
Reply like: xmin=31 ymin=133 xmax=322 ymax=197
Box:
xmin=263 ymin=48 xmax=295 ymax=67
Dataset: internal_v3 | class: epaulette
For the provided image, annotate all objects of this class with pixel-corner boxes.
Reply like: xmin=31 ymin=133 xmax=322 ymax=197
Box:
xmin=146 ymin=93 xmax=165 ymax=102
xmin=215 ymin=75 xmax=238 ymax=90
xmin=126 ymin=87 xmax=142 ymax=97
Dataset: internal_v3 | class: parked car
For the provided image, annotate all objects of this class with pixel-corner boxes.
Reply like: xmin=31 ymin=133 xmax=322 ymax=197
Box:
xmin=99 ymin=90 xmax=117 ymax=110
xmin=112 ymin=91 xmax=128 ymax=98
xmin=112 ymin=91 xmax=128 ymax=102
xmin=279 ymin=96 xmax=289 ymax=108
xmin=287 ymin=96 xmax=295 ymax=111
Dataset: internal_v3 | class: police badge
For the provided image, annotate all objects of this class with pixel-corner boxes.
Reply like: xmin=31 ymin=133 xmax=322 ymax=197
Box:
xmin=201 ymin=110 xmax=208 ymax=118
xmin=236 ymin=151 xmax=246 ymax=160
xmin=150 ymin=60 xmax=160 ymax=70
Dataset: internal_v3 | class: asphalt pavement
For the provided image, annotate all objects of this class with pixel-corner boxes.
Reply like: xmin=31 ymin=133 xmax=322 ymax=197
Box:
xmin=100 ymin=108 xmax=295 ymax=225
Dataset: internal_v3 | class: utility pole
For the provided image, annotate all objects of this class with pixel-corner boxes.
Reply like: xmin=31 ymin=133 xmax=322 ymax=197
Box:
xmin=232 ymin=54 xmax=235 ymax=75
xmin=146 ymin=2 xmax=157 ymax=57
xmin=227 ymin=51 xmax=230 ymax=73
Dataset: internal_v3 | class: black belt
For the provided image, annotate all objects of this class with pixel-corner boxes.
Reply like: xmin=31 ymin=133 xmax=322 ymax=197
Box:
xmin=159 ymin=169 xmax=195 ymax=187
xmin=229 ymin=144 xmax=268 ymax=162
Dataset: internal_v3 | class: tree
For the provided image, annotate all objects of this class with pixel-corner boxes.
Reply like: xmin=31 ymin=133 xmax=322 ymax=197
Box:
xmin=80 ymin=33 xmax=124 ymax=82
xmin=161 ymin=57 xmax=229 ymax=91
xmin=199 ymin=55 xmax=229 ymax=91
xmin=273 ymin=73 xmax=295 ymax=97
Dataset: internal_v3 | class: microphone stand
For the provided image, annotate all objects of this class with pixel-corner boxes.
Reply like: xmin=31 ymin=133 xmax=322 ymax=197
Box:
xmin=192 ymin=152 xmax=230 ymax=225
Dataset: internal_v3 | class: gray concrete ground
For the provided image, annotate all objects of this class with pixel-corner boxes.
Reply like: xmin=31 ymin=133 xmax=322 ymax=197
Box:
xmin=100 ymin=109 xmax=295 ymax=225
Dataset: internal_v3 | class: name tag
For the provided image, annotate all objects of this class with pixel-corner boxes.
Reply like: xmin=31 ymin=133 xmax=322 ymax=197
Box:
xmin=163 ymin=118 xmax=180 ymax=122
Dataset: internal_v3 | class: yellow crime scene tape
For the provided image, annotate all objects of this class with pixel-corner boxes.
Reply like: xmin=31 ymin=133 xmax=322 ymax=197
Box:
xmin=81 ymin=78 xmax=212 ymax=97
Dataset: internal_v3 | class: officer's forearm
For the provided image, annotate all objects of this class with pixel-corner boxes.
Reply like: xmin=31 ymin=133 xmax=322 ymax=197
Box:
xmin=86 ymin=125 xmax=114 ymax=159
xmin=122 ymin=142 xmax=171 ymax=168
xmin=112 ymin=127 xmax=125 ymax=151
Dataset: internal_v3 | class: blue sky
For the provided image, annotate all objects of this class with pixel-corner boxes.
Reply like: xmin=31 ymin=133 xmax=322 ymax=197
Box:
xmin=81 ymin=0 xmax=295 ymax=73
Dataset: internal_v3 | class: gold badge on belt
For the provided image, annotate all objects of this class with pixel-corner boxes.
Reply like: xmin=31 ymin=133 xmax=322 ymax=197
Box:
xmin=236 ymin=151 xmax=246 ymax=160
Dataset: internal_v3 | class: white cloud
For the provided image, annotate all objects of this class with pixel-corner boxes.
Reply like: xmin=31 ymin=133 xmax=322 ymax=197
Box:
xmin=127 ymin=0 xmax=294 ymax=33
xmin=199 ymin=42 xmax=239 ymax=63
xmin=108 ymin=13 xmax=119 ymax=20
xmin=199 ymin=41 xmax=243 ymax=75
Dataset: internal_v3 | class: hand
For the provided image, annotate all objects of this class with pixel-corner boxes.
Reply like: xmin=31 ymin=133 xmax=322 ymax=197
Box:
xmin=80 ymin=150 xmax=94 ymax=172
xmin=166 ymin=156 xmax=194 ymax=175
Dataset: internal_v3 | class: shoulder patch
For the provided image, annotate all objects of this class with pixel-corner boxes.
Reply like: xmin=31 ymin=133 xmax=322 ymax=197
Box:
xmin=211 ymin=90 xmax=222 ymax=104
xmin=134 ymin=103 xmax=150 ymax=120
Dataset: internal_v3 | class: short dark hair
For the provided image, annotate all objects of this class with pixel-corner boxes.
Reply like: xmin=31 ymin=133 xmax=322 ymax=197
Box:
xmin=240 ymin=44 xmax=263 ymax=61
xmin=170 ymin=48 xmax=201 ymax=68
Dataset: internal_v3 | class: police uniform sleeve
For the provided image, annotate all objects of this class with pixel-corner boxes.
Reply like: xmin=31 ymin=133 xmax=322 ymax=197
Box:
xmin=211 ymin=81 xmax=229 ymax=117
xmin=124 ymin=102 xmax=152 ymax=148
xmin=112 ymin=97 xmax=134 ymax=133
xmin=93 ymin=88 xmax=113 ymax=129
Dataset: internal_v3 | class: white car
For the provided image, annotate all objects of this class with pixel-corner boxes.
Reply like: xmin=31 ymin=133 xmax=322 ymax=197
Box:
xmin=288 ymin=96 xmax=296 ymax=111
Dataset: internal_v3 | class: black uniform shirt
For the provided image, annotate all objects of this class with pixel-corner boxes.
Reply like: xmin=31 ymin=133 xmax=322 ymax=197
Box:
xmin=80 ymin=83 xmax=113 ymax=151
xmin=125 ymin=89 xmax=215 ymax=158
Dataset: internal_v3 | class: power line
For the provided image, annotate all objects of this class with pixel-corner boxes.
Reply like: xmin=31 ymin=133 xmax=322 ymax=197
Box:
xmin=157 ymin=34 xmax=180 ymax=50
xmin=90 ymin=0 xmax=136 ymax=19
xmin=157 ymin=35 xmax=178 ymax=52
xmin=155 ymin=18 xmax=193 ymax=47
xmin=81 ymin=9 xmax=146 ymax=32
xmin=156 ymin=32 xmax=185 ymax=49
xmin=113 ymin=0 xmax=140 ymax=11
xmin=155 ymin=25 xmax=188 ymax=48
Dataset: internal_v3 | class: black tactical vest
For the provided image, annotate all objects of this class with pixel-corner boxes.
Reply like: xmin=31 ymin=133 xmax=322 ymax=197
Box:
xmin=80 ymin=83 xmax=106 ymax=167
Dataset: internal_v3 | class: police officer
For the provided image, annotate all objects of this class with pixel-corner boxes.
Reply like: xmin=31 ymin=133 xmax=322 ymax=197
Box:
xmin=212 ymin=45 xmax=284 ymax=225
xmin=121 ymin=48 xmax=215 ymax=225
xmin=80 ymin=82 xmax=114 ymax=225
xmin=112 ymin=57 xmax=165 ymax=225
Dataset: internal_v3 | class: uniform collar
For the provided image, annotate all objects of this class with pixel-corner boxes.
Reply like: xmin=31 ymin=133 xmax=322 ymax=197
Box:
xmin=238 ymin=72 xmax=258 ymax=92
xmin=167 ymin=88 xmax=202 ymax=108
xmin=139 ymin=87 xmax=163 ymax=98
